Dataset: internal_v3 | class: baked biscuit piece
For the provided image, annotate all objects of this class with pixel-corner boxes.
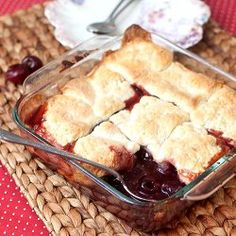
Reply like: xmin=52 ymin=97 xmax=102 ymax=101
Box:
xmin=42 ymin=66 xmax=135 ymax=146
xmin=43 ymin=94 xmax=97 ymax=146
xmin=157 ymin=122 xmax=223 ymax=183
xmin=143 ymin=62 xmax=220 ymax=112
xmin=104 ymin=25 xmax=218 ymax=113
xmin=73 ymin=121 xmax=140 ymax=176
xmin=191 ymin=85 xmax=236 ymax=141
xmin=62 ymin=66 xmax=135 ymax=118
xmin=110 ymin=96 xmax=189 ymax=159
xmin=109 ymin=61 xmax=220 ymax=113
xmin=88 ymin=65 xmax=133 ymax=100
xmin=104 ymin=25 xmax=173 ymax=83
xmin=62 ymin=78 xmax=95 ymax=105
xmin=104 ymin=39 xmax=173 ymax=78
xmin=88 ymin=66 xmax=135 ymax=118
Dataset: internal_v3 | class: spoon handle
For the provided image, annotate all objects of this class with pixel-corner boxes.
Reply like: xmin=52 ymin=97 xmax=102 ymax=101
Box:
xmin=0 ymin=128 xmax=120 ymax=178
xmin=106 ymin=0 xmax=136 ymax=22
xmin=0 ymin=129 xmax=152 ymax=202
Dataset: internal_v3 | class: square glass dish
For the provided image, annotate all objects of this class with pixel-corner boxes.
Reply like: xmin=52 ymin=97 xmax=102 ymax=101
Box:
xmin=13 ymin=30 xmax=236 ymax=232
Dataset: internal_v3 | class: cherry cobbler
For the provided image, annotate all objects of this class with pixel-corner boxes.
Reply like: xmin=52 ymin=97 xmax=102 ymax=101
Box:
xmin=27 ymin=25 xmax=236 ymax=200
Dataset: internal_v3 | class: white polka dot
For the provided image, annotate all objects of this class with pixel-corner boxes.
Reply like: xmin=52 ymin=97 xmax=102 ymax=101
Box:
xmin=9 ymin=218 xmax=12 ymax=222
xmin=17 ymin=200 xmax=21 ymax=203
xmin=29 ymin=215 xmax=32 ymax=219
xmin=26 ymin=222 xmax=29 ymax=225
xmin=9 ymin=199 xmax=13 ymax=202
xmin=2 ymin=178 xmax=5 ymax=181
xmin=20 ymin=214 xmax=24 ymax=218
xmin=12 ymin=233 xmax=15 ymax=236
xmin=26 ymin=202 xmax=29 ymax=205
xmin=6 ymin=205 xmax=9 ymax=208
xmin=12 ymin=193 xmax=15 ymax=196
xmin=6 ymin=224 xmax=9 ymax=227
xmin=12 ymin=212 xmax=15 ymax=216
xmin=23 ymin=208 xmax=26 ymax=211
xmin=0 ymin=216 xmax=4 ymax=219
xmin=0 ymin=183 xmax=2 ymax=186
xmin=10 ymin=179 xmax=13 ymax=182
xmin=23 ymin=228 xmax=26 ymax=231
xmin=32 ymin=230 xmax=35 ymax=233
xmin=40 ymin=232 xmax=43 ymax=235
xmin=4 ymin=191 xmax=7 ymax=194
xmin=3 ymin=231 xmax=6 ymax=235
xmin=18 ymin=220 xmax=21 ymax=223
xmin=1 ymin=197 xmax=4 ymax=200
xmin=3 ymin=211 xmax=7 ymax=214
xmin=6 ymin=184 xmax=10 ymax=188
xmin=4 ymin=172 xmax=7 ymax=176
xmin=15 ymin=206 xmax=18 ymax=209
xmin=15 ymin=226 xmax=17 ymax=229
xmin=35 ymin=223 xmax=38 ymax=227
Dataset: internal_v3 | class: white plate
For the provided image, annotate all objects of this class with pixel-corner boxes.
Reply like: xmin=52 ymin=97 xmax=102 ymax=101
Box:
xmin=45 ymin=0 xmax=210 ymax=48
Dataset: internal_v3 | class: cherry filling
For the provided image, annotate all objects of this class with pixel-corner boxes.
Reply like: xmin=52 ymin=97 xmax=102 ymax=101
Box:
xmin=60 ymin=50 xmax=92 ymax=72
xmin=125 ymin=84 xmax=150 ymax=110
xmin=104 ymin=148 xmax=185 ymax=200
xmin=208 ymin=129 xmax=235 ymax=149
xmin=60 ymin=60 xmax=75 ymax=71
xmin=25 ymin=104 xmax=47 ymax=128
xmin=26 ymin=104 xmax=74 ymax=150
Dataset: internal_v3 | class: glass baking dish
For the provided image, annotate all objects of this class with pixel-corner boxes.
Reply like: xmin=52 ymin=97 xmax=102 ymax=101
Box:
xmin=12 ymin=32 xmax=236 ymax=232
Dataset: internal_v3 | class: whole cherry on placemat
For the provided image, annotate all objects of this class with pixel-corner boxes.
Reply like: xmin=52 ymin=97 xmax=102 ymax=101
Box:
xmin=5 ymin=55 xmax=43 ymax=84
xmin=5 ymin=64 xmax=31 ymax=85
xmin=22 ymin=55 xmax=43 ymax=73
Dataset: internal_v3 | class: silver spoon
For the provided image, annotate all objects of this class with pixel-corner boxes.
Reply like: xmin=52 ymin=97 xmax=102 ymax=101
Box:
xmin=0 ymin=128 xmax=153 ymax=202
xmin=87 ymin=0 xmax=136 ymax=35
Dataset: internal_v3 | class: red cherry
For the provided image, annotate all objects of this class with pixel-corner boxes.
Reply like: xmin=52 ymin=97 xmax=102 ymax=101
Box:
xmin=138 ymin=176 xmax=161 ymax=194
xmin=22 ymin=55 xmax=43 ymax=73
xmin=5 ymin=64 xmax=31 ymax=84
xmin=161 ymin=181 xmax=184 ymax=196
xmin=157 ymin=161 xmax=177 ymax=177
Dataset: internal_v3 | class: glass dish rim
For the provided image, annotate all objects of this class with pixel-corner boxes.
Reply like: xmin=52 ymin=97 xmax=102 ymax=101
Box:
xmin=12 ymin=32 xmax=236 ymax=206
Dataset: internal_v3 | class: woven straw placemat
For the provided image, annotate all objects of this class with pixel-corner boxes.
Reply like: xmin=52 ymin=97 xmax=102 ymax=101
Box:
xmin=0 ymin=4 xmax=236 ymax=236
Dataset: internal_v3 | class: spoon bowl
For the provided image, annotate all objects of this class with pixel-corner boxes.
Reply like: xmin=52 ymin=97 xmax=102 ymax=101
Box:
xmin=87 ymin=0 xmax=136 ymax=35
xmin=87 ymin=22 xmax=117 ymax=35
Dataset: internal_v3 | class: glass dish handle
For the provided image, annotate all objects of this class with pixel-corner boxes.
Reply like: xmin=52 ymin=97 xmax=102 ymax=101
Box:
xmin=183 ymin=149 xmax=236 ymax=201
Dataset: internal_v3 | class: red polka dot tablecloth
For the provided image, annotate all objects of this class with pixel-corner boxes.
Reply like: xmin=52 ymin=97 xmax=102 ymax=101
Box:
xmin=0 ymin=161 xmax=49 ymax=236
xmin=0 ymin=0 xmax=48 ymax=16
xmin=205 ymin=0 xmax=236 ymax=36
